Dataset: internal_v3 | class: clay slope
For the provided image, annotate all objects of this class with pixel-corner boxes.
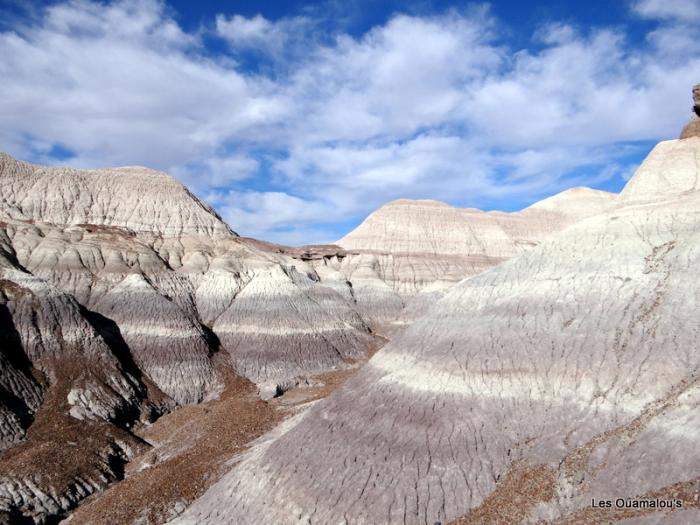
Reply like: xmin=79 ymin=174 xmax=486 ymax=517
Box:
xmin=314 ymin=187 xmax=616 ymax=329
xmin=171 ymin=137 xmax=700 ymax=524
xmin=0 ymin=152 xmax=232 ymax=238
xmin=0 ymin=154 xmax=375 ymax=523
xmin=0 ymin=247 xmax=149 ymax=523
xmin=0 ymin=153 xmax=374 ymax=395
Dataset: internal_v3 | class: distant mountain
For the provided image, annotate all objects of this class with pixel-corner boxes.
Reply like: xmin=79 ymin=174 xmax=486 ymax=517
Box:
xmin=314 ymin=186 xmax=616 ymax=330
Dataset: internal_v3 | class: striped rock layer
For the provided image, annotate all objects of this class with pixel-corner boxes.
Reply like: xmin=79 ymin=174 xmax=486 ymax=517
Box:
xmin=172 ymin=137 xmax=700 ymax=524
xmin=319 ymin=186 xmax=617 ymax=330
xmin=0 ymin=153 xmax=373 ymax=523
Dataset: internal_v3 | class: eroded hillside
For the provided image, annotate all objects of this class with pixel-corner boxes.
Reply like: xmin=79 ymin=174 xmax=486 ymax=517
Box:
xmin=170 ymin=134 xmax=700 ymax=522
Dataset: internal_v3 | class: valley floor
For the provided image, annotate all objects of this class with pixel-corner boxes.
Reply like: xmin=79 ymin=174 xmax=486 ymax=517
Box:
xmin=62 ymin=337 xmax=388 ymax=524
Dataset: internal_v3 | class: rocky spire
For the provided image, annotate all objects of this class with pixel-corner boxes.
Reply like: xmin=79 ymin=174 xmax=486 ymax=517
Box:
xmin=680 ymin=83 xmax=700 ymax=139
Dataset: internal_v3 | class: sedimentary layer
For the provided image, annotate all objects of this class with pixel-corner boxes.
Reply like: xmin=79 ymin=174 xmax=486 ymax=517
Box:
xmin=171 ymin=137 xmax=700 ymax=524
xmin=0 ymin=153 xmax=375 ymax=523
xmin=321 ymin=186 xmax=617 ymax=329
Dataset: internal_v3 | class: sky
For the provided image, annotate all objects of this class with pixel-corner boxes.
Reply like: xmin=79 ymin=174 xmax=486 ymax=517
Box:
xmin=1 ymin=0 xmax=699 ymax=244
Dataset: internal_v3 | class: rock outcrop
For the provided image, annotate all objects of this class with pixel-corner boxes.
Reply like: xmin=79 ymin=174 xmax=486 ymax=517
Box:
xmin=0 ymin=154 xmax=374 ymax=396
xmin=680 ymin=83 xmax=700 ymax=139
xmin=171 ymin=133 xmax=700 ymax=522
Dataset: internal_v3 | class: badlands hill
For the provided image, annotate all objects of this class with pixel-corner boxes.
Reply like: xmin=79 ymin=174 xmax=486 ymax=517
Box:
xmin=0 ymin=153 xmax=233 ymax=238
xmin=237 ymin=187 xmax=616 ymax=335
xmin=310 ymin=187 xmax=616 ymax=329
xmin=338 ymin=187 xmax=616 ymax=265
xmin=0 ymin=156 xmax=616 ymax=524
xmin=0 ymin=154 xmax=376 ymax=523
xmin=171 ymin=111 xmax=700 ymax=521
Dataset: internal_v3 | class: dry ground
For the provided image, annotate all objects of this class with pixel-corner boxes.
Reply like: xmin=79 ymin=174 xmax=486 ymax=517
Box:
xmin=65 ymin=341 xmax=386 ymax=525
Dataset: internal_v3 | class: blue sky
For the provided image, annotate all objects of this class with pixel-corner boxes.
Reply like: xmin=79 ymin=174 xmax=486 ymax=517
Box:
xmin=1 ymin=0 xmax=699 ymax=244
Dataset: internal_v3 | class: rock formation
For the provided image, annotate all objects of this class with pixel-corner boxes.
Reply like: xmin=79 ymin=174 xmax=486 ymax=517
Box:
xmin=171 ymin=127 xmax=700 ymax=522
xmin=321 ymin=187 xmax=616 ymax=330
xmin=0 ymin=154 xmax=232 ymax=238
xmin=0 ymin=154 xmax=375 ymax=523
xmin=0 ymin=152 xmax=616 ymax=523
xmin=680 ymin=83 xmax=700 ymax=139
xmin=241 ymin=187 xmax=616 ymax=336
xmin=0 ymin=153 xmax=374 ymax=395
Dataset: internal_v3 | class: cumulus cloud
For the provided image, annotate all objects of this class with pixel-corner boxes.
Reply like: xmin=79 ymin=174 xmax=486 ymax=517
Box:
xmin=172 ymin=153 xmax=259 ymax=193
xmin=633 ymin=0 xmax=700 ymax=21
xmin=281 ymin=10 xmax=502 ymax=145
xmin=216 ymin=190 xmax=337 ymax=243
xmin=466 ymin=28 xmax=697 ymax=148
xmin=215 ymin=13 xmax=313 ymax=55
xmin=0 ymin=0 xmax=284 ymax=168
xmin=1 ymin=0 xmax=699 ymax=243
xmin=216 ymin=14 xmax=275 ymax=45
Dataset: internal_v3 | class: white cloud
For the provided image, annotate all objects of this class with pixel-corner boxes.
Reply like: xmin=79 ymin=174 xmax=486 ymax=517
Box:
xmin=276 ymin=135 xmax=491 ymax=211
xmin=0 ymin=0 xmax=284 ymax=169
xmin=215 ymin=13 xmax=312 ymax=55
xmin=280 ymin=11 xmax=502 ymax=144
xmin=633 ymin=0 xmax=700 ymax=21
xmin=217 ymin=190 xmax=336 ymax=241
xmin=216 ymin=14 xmax=273 ymax=44
xmin=1 ymin=1 xmax=700 ymax=244
xmin=172 ymin=153 xmax=259 ymax=193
